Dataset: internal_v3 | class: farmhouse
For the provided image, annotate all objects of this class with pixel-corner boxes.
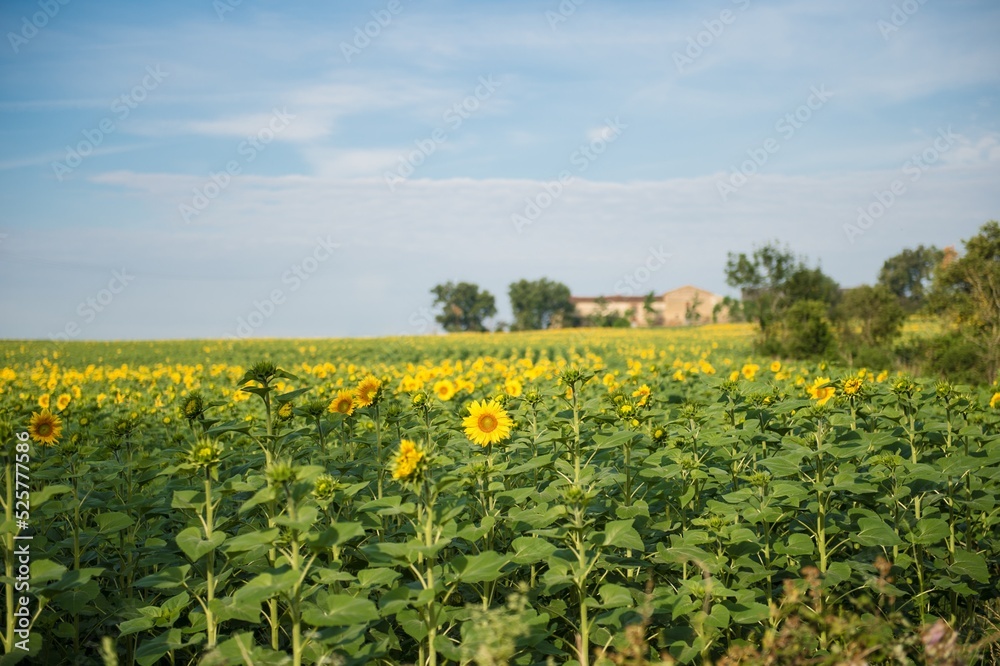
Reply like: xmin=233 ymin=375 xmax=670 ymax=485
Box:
xmin=570 ymin=285 xmax=728 ymax=327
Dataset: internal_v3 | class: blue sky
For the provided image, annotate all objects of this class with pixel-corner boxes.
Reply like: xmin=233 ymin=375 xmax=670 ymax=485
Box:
xmin=1 ymin=0 xmax=998 ymax=340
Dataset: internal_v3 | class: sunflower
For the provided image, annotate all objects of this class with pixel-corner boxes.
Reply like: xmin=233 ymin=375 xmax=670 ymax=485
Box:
xmin=843 ymin=376 xmax=864 ymax=396
xmin=741 ymin=363 xmax=760 ymax=381
xmin=504 ymin=377 xmax=523 ymax=398
xmin=391 ymin=439 xmax=426 ymax=481
xmin=328 ymin=389 xmax=355 ymax=416
xmin=463 ymin=399 xmax=513 ymax=447
xmin=632 ymin=384 xmax=651 ymax=406
xmin=990 ymin=392 xmax=1000 ymax=409
xmin=769 ymin=361 xmax=781 ymax=373
xmin=355 ymin=375 xmax=382 ymax=408
xmin=434 ymin=379 xmax=457 ymax=402
xmin=29 ymin=410 xmax=63 ymax=446
xmin=807 ymin=377 xmax=835 ymax=406
xmin=38 ymin=393 xmax=50 ymax=410
xmin=55 ymin=393 xmax=72 ymax=411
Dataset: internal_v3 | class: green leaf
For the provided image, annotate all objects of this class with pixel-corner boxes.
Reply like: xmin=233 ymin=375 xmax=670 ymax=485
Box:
xmin=357 ymin=567 xmax=401 ymax=588
xmin=448 ymin=551 xmax=508 ymax=583
xmin=906 ymin=518 xmax=949 ymax=546
xmin=30 ymin=484 xmax=72 ymax=508
xmin=54 ymin=580 xmax=100 ymax=614
xmin=209 ymin=597 xmax=263 ymax=624
xmin=135 ymin=629 xmax=185 ymax=666
xmin=95 ymin=512 xmax=134 ymax=534
xmin=308 ymin=521 xmax=365 ymax=548
xmin=598 ymin=584 xmax=633 ymax=609
xmin=118 ymin=617 xmax=155 ymax=637
xmin=30 ymin=559 xmax=67 ymax=584
xmin=950 ymin=550 xmax=989 ymax=584
xmin=233 ymin=569 xmax=299 ymax=605
xmin=510 ymin=536 xmax=557 ymax=565
xmin=136 ymin=566 xmax=191 ymax=589
xmin=301 ymin=594 xmax=379 ymax=627
xmin=774 ymin=533 xmax=814 ymax=556
xmin=225 ymin=528 xmax=279 ymax=553
xmin=852 ymin=517 xmax=901 ymax=547
xmin=176 ymin=527 xmax=226 ymax=562
xmin=601 ymin=519 xmax=644 ymax=551
xmin=729 ymin=601 xmax=770 ymax=624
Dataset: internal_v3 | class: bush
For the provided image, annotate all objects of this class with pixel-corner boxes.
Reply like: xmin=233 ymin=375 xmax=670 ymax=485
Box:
xmin=926 ymin=332 xmax=990 ymax=385
xmin=780 ymin=300 xmax=836 ymax=359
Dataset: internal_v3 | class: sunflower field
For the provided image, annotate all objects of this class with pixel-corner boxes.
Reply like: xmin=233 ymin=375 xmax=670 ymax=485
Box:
xmin=1 ymin=324 xmax=999 ymax=665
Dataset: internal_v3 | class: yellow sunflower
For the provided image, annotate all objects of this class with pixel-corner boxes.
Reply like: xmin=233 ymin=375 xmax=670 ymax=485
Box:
xmin=433 ymin=379 xmax=457 ymax=402
xmin=38 ymin=393 xmax=50 ymax=410
xmin=29 ymin=410 xmax=63 ymax=446
xmin=769 ymin=361 xmax=781 ymax=373
xmin=355 ymin=375 xmax=382 ymax=408
xmin=328 ymin=389 xmax=355 ymax=416
xmin=741 ymin=363 xmax=760 ymax=381
xmin=990 ymin=392 xmax=1000 ymax=409
xmin=391 ymin=439 xmax=426 ymax=481
xmin=55 ymin=393 xmax=72 ymax=411
xmin=463 ymin=399 xmax=513 ymax=447
xmin=843 ymin=376 xmax=863 ymax=396
xmin=807 ymin=377 xmax=835 ymax=406
xmin=504 ymin=377 xmax=523 ymax=398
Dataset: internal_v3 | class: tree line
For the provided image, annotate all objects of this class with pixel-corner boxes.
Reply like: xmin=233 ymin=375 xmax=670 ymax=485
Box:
xmin=429 ymin=278 xmax=576 ymax=333
xmin=428 ymin=220 xmax=999 ymax=383
xmin=725 ymin=220 xmax=999 ymax=384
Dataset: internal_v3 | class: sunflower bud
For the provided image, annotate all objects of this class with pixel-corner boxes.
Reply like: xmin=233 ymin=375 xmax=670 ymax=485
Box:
xmin=182 ymin=393 xmax=205 ymax=421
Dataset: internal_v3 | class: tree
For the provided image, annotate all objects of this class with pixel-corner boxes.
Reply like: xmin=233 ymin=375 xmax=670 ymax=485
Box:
xmin=785 ymin=267 xmax=841 ymax=308
xmin=430 ymin=281 xmax=496 ymax=332
xmin=929 ymin=221 xmax=1000 ymax=381
xmin=684 ymin=292 xmax=702 ymax=326
xmin=878 ymin=245 xmax=944 ymax=313
xmin=837 ymin=285 xmax=905 ymax=347
xmin=781 ymin=300 xmax=836 ymax=358
xmin=643 ymin=292 xmax=661 ymax=326
xmin=509 ymin=278 xmax=575 ymax=330
xmin=725 ymin=242 xmax=839 ymax=332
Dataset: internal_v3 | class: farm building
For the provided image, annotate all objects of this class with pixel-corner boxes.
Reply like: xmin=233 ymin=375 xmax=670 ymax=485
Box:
xmin=570 ymin=285 xmax=728 ymax=327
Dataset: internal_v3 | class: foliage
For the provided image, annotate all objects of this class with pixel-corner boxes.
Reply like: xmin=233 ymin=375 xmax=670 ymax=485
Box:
xmin=586 ymin=297 xmax=634 ymax=328
xmin=879 ymin=245 xmax=945 ymax=313
xmin=1 ymin=326 xmax=998 ymax=665
xmin=724 ymin=242 xmax=839 ymax=336
xmin=837 ymin=284 xmax=906 ymax=348
xmin=430 ymin=281 xmax=497 ymax=332
xmin=508 ymin=277 xmax=576 ymax=330
xmin=929 ymin=221 xmax=1000 ymax=383
xmin=778 ymin=299 xmax=837 ymax=358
